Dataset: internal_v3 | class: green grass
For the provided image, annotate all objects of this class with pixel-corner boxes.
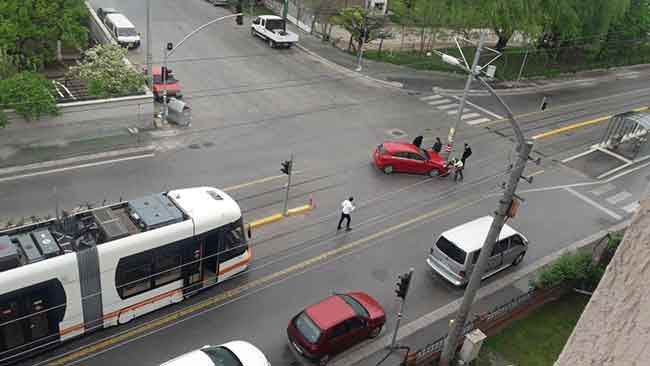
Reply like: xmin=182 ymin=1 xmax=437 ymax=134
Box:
xmin=365 ymin=44 xmax=650 ymax=80
xmin=482 ymin=292 xmax=590 ymax=366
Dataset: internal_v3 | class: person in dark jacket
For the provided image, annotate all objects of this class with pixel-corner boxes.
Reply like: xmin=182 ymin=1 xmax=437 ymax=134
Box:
xmin=412 ymin=135 xmax=423 ymax=148
xmin=461 ymin=143 xmax=472 ymax=165
xmin=432 ymin=137 xmax=442 ymax=153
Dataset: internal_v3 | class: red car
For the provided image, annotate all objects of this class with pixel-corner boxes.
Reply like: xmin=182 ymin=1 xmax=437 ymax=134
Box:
xmin=374 ymin=141 xmax=448 ymax=176
xmin=287 ymin=292 xmax=386 ymax=365
xmin=147 ymin=66 xmax=182 ymax=102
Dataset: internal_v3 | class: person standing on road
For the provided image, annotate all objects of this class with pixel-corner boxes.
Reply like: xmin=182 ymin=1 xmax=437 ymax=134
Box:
xmin=337 ymin=197 xmax=355 ymax=231
xmin=432 ymin=137 xmax=442 ymax=153
xmin=461 ymin=143 xmax=472 ymax=165
xmin=453 ymin=159 xmax=464 ymax=182
xmin=412 ymin=135 xmax=423 ymax=148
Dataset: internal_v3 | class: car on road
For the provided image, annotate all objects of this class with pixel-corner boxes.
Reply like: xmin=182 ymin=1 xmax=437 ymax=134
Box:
xmin=147 ymin=66 xmax=182 ymax=102
xmin=160 ymin=341 xmax=270 ymax=366
xmin=426 ymin=216 xmax=529 ymax=286
xmin=97 ymin=7 xmax=119 ymax=21
xmin=287 ymin=292 xmax=385 ymax=365
xmin=251 ymin=15 xmax=299 ymax=48
xmin=373 ymin=141 xmax=448 ymax=177
xmin=104 ymin=13 xmax=141 ymax=49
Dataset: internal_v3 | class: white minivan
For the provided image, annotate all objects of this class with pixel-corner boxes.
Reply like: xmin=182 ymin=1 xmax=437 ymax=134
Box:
xmin=426 ymin=216 xmax=528 ymax=286
xmin=104 ymin=13 xmax=141 ymax=49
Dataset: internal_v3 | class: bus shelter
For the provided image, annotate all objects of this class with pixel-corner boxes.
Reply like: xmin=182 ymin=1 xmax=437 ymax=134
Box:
xmin=600 ymin=111 xmax=650 ymax=159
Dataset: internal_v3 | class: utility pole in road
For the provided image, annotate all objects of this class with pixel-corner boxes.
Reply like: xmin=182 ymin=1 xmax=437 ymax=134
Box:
xmin=440 ymin=35 xmax=485 ymax=162
xmin=437 ymin=38 xmax=535 ymax=366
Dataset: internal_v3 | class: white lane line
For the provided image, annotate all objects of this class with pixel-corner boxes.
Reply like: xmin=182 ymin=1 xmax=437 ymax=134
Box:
xmin=420 ymin=95 xmax=443 ymax=101
xmin=0 ymin=153 xmax=155 ymax=183
xmin=590 ymin=183 xmax=616 ymax=196
xmin=466 ymin=118 xmax=492 ymax=126
xmin=447 ymin=110 xmax=459 ymax=115
xmin=452 ymin=96 xmax=504 ymax=119
xmin=461 ymin=113 xmax=481 ymax=120
xmin=427 ymin=99 xmax=452 ymax=106
xmin=596 ymin=146 xmax=632 ymax=164
xmin=437 ymin=104 xmax=459 ymax=110
xmin=606 ymin=191 xmax=633 ymax=205
xmin=622 ymin=201 xmax=640 ymax=213
xmin=597 ymin=154 xmax=650 ymax=179
xmin=562 ymin=148 xmax=597 ymax=163
xmin=565 ymin=187 xmax=623 ymax=221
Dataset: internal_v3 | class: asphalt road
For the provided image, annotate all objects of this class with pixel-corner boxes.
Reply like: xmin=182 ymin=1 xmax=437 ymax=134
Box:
xmin=3 ymin=1 xmax=650 ymax=365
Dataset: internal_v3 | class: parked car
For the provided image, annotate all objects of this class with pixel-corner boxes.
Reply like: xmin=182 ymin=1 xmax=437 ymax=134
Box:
xmin=251 ymin=15 xmax=299 ymax=48
xmin=97 ymin=7 xmax=119 ymax=21
xmin=426 ymin=216 xmax=529 ymax=286
xmin=160 ymin=341 xmax=270 ymax=366
xmin=287 ymin=292 xmax=385 ymax=365
xmin=146 ymin=66 xmax=182 ymax=102
xmin=104 ymin=13 xmax=141 ymax=49
xmin=373 ymin=141 xmax=448 ymax=176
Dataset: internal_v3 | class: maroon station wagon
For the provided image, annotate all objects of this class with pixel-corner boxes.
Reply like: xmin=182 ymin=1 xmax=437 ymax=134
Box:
xmin=287 ymin=292 xmax=386 ymax=365
xmin=373 ymin=141 xmax=448 ymax=177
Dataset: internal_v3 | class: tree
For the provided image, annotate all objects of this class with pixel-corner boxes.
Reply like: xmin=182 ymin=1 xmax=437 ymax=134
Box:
xmin=480 ymin=0 xmax=540 ymax=51
xmin=0 ymin=0 xmax=88 ymax=70
xmin=68 ymin=44 xmax=146 ymax=98
xmin=331 ymin=6 xmax=387 ymax=53
xmin=0 ymin=72 xmax=59 ymax=127
xmin=306 ymin=0 xmax=338 ymax=39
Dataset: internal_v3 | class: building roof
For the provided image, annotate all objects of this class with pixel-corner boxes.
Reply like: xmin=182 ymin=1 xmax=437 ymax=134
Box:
xmin=305 ymin=295 xmax=356 ymax=330
xmin=441 ymin=216 xmax=520 ymax=252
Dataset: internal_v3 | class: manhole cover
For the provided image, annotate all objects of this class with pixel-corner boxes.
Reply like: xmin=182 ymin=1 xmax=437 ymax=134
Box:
xmin=388 ymin=129 xmax=407 ymax=137
xmin=188 ymin=143 xmax=201 ymax=149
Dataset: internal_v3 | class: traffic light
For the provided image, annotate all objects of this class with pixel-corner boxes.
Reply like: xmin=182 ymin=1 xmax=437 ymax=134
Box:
xmin=395 ymin=271 xmax=412 ymax=299
xmin=161 ymin=67 xmax=172 ymax=81
xmin=235 ymin=2 xmax=243 ymax=25
xmin=281 ymin=159 xmax=292 ymax=175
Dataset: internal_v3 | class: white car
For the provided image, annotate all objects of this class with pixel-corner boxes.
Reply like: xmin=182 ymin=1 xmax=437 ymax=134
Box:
xmin=161 ymin=341 xmax=270 ymax=366
xmin=251 ymin=15 xmax=299 ymax=48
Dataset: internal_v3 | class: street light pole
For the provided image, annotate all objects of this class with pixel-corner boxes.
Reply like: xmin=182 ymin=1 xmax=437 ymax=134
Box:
xmin=438 ymin=71 xmax=533 ymax=366
xmin=160 ymin=13 xmax=242 ymax=125
xmin=355 ymin=0 xmax=369 ymax=72
xmin=146 ymin=0 xmax=152 ymax=87
xmin=441 ymin=34 xmax=485 ymax=162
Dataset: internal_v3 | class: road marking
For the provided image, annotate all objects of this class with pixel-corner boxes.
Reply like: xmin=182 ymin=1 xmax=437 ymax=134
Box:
xmin=44 ymin=198 xmax=479 ymax=366
xmin=529 ymin=169 xmax=545 ymax=177
xmin=564 ymin=187 xmax=623 ymax=220
xmin=590 ymin=183 xmax=616 ymax=196
xmin=420 ymin=95 xmax=443 ymax=101
xmin=533 ymin=106 xmax=649 ymax=140
xmin=437 ymin=104 xmax=458 ymax=110
xmin=427 ymin=99 xmax=451 ymax=106
xmin=597 ymin=154 xmax=650 ymax=179
xmin=622 ymin=201 xmax=640 ymax=213
xmin=562 ymin=148 xmax=597 ymax=163
xmin=452 ymin=96 xmax=503 ymax=119
xmin=595 ymin=146 xmax=633 ymax=164
xmin=447 ymin=110 xmax=459 ymax=115
xmin=461 ymin=113 xmax=481 ymax=120
xmin=223 ymin=174 xmax=290 ymax=192
xmin=0 ymin=153 xmax=155 ymax=183
xmin=606 ymin=191 xmax=633 ymax=205
xmin=467 ymin=118 xmax=492 ymax=126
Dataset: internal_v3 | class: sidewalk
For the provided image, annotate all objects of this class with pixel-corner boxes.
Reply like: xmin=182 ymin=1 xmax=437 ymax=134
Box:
xmin=289 ymin=22 xmax=650 ymax=95
xmin=329 ymin=219 xmax=630 ymax=366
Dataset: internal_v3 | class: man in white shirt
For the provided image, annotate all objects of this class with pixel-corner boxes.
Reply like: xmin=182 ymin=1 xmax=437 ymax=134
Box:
xmin=453 ymin=159 xmax=464 ymax=182
xmin=337 ymin=196 xmax=355 ymax=231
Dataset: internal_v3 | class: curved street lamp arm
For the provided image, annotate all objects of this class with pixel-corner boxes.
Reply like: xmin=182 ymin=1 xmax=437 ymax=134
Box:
xmin=169 ymin=13 xmax=243 ymax=57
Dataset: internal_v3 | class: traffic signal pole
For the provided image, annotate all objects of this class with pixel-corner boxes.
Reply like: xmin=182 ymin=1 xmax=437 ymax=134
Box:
xmin=390 ymin=268 xmax=414 ymax=349
xmin=282 ymin=153 xmax=293 ymax=216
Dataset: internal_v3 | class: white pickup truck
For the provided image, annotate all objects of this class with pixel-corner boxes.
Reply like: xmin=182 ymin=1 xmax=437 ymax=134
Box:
xmin=251 ymin=15 xmax=299 ymax=48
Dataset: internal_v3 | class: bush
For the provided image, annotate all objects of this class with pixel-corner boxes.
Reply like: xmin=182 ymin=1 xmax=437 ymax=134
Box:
xmin=0 ymin=71 xmax=59 ymax=127
xmin=68 ymin=44 xmax=145 ymax=98
xmin=535 ymin=252 xmax=594 ymax=289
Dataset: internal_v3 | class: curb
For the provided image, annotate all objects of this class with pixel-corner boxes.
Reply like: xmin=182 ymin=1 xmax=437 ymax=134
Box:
xmin=248 ymin=203 xmax=314 ymax=230
xmin=330 ymin=219 xmax=631 ymax=366
xmin=295 ymin=43 xmax=404 ymax=90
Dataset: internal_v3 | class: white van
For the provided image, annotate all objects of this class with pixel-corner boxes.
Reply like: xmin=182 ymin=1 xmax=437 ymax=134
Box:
xmin=104 ymin=13 xmax=141 ymax=49
xmin=426 ymin=216 xmax=528 ymax=286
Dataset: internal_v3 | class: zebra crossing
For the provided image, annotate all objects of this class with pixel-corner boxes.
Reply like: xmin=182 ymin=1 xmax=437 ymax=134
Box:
xmin=418 ymin=94 xmax=502 ymax=126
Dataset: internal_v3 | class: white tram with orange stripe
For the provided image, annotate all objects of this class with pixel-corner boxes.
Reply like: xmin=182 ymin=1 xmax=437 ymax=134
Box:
xmin=0 ymin=187 xmax=251 ymax=364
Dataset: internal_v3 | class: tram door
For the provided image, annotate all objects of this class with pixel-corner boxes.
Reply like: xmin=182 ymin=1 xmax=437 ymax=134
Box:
xmin=0 ymin=301 xmax=24 ymax=351
xmin=25 ymin=297 xmax=49 ymax=340
xmin=182 ymin=238 xmax=202 ymax=297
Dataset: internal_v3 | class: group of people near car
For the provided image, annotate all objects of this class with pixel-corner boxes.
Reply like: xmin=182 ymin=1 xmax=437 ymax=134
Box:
xmin=415 ymin=136 xmax=472 ymax=182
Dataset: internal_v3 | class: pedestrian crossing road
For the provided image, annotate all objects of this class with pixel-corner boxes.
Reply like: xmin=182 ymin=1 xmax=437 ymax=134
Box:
xmin=419 ymin=94 xmax=502 ymax=126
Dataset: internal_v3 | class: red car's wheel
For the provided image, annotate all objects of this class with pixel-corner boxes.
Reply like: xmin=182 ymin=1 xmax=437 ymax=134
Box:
xmin=383 ymin=166 xmax=394 ymax=174
xmin=428 ymin=168 xmax=441 ymax=177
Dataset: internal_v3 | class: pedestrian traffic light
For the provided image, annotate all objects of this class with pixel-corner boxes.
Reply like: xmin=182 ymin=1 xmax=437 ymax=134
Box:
xmin=395 ymin=271 xmax=412 ymax=299
xmin=281 ymin=159 xmax=292 ymax=175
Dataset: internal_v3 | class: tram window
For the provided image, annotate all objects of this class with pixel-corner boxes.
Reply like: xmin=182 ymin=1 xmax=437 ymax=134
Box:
xmin=154 ymin=249 xmax=182 ymax=287
xmin=220 ymin=224 xmax=246 ymax=262
xmin=117 ymin=253 xmax=152 ymax=298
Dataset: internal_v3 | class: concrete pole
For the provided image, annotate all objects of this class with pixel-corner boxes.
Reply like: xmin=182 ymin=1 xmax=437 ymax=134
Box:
xmin=438 ymin=76 xmax=532 ymax=366
xmin=146 ymin=0 xmax=153 ymax=87
xmin=162 ymin=47 xmax=168 ymax=124
xmin=441 ymin=34 xmax=485 ymax=162
xmin=355 ymin=0 xmax=370 ymax=72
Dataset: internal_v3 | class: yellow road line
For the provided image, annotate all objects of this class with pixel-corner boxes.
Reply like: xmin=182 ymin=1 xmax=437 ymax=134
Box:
xmin=532 ymin=106 xmax=649 ymax=140
xmin=249 ymin=213 xmax=284 ymax=228
xmin=287 ymin=204 xmax=313 ymax=216
xmin=47 ymin=197 xmax=478 ymax=366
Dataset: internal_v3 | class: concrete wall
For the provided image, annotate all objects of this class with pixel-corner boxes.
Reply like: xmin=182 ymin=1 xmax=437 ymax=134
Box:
xmin=1 ymin=94 xmax=154 ymax=147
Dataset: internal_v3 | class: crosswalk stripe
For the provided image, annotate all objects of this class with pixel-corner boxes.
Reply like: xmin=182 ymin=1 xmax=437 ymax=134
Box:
xmin=437 ymin=104 xmax=458 ymax=110
xmin=466 ymin=117 xmax=491 ymax=125
xmin=420 ymin=95 xmax=443 ymax=101
xmin=447 ymin=110 xmax=459 ymax=115
xmin=622 ymin=201 xmax=640 ymax=213
xmin=427 ymin=99 xmax=452 ymax=106
xmin=590 ymin=183 xmax=616 ymax=196
xmin=461 ymin=113 xmax=481 ymax=120
xmin=606 ymin=191 xmax=633 ymax=205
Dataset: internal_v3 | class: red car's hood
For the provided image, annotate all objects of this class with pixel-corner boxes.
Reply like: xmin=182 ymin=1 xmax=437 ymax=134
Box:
xmin=348 ymin=292 xmax=385 ymax=320
xmin=425 ymin=149 xmax=446 ymax=166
